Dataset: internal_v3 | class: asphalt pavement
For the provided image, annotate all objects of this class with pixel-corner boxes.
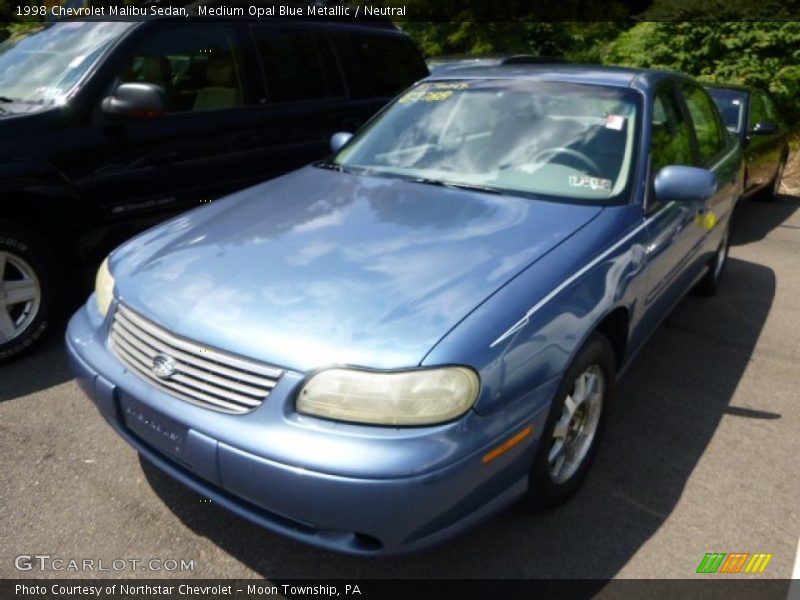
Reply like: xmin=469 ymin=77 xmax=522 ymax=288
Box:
xmin=1 ymin=191 xmax=799 ymax=580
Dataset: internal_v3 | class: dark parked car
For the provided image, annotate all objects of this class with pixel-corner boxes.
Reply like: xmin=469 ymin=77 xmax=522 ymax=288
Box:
xmin=427 ymin=53 xmax=564 ymax=74
xmin=0 ymin=17 xmax=428 ymax=361
xmin=705 ymin=83 xmax=789 ymax=201
xmin=68 ymin=65 xmax=742 ymax=554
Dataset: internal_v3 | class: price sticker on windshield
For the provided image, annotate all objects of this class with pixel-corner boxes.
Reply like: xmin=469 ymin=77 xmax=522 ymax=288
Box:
xmin=605 ymin=114 xmax=627 ymax=130
xmin=399 ymin=83 xmax=463 ymax=104
xmin=568 ymin=175 xmax=612 ymax=192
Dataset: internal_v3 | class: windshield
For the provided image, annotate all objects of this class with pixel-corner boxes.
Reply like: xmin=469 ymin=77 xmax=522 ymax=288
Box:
xmin=706 ymin=88 xmax=747 ymax=133
xmin=0 ymin=22 xmax=132 ymax=105
xmin=333 ymin=79 xmax=640 ymax=202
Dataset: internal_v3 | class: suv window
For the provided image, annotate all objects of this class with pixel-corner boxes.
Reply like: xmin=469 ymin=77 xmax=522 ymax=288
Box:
xmin=251 ymin=27 xmax=345 ymax=102
xmin=651 ymin=86 xmax=693 ymax=173
xmin=349 ymin=33 xmax=427 ymax=97
xmin=115 ymin=26 xmax=245 ymax=113
xmin=680 ymin=83 xmax=726 ymax=163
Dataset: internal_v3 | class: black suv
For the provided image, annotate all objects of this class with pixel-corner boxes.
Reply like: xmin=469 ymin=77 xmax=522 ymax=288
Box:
xmin=0 ymin=17 xmax=428 ymax=360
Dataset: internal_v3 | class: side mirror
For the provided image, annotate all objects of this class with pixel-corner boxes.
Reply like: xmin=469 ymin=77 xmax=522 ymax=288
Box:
xmin=330 ymin=131 xmax=353 ymax=153
xmin=101 ymin=83 xmax=166 ymax=118
xmin=748 ymin=121 xmax=779 ymax=136
xmin=654 ymin=166 xmax=717 ymax=203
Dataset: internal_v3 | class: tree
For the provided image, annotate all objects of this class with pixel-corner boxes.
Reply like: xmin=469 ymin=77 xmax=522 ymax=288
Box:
xmin=607 ymin=22 xmax=800 ymax=122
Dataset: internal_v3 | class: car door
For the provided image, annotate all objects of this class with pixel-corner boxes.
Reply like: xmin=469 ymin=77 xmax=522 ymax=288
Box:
xmin=78 ymin=22 xmax=258 ymax=242
xmin=640 ymin=80 xmax=736 ymax=323
xmin=678 ymin=80 xmax=739 ymax=241
xmin=640 ymin=81 xmax=705 ymax=322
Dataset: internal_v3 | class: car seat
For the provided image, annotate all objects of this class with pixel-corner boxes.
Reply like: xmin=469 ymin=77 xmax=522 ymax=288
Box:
xmin=192 ymin=56 xmax=241 ymax=112
xmin=140 ymin=55 xmax=173 ymax=90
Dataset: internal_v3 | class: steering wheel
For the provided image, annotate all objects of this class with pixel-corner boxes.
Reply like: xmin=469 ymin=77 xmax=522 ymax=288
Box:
xmin=530 ymin=146 xmax=602 ymax=175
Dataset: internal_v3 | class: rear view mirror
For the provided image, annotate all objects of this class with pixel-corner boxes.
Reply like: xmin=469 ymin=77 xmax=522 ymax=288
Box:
xmin=101 ymin=83 xmax=166 ymax=118
xmin=654 ymin=166 xmax=717 ymax=203
xmin=748 ymin=121 xmax=779 ymax=136
xmin=330 ymin=132 xmax=353 ymax=153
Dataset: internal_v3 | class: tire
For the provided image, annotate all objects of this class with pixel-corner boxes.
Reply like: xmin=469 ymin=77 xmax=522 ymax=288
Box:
xmin=694 ymin=217 xmax=731 ymax=297
xmin=528 ymin=332 xmax=615 ymax=510
xmin=0 ymin=223 xmax=61 ymax=362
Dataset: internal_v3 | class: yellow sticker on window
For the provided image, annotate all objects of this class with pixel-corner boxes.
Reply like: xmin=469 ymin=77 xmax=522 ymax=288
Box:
xmin=398 ymin=83 xmax=463 ymax=104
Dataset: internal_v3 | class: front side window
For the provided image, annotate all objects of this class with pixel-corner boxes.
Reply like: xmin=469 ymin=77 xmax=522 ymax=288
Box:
xmin=651 ymin=86 xmax=694 ymax=173
xmin=251 ymin=27 xmax=344 ymax=102
xmin=115 ymin=26 xmax=245 ymax=113
xmin=680 ymin=83 xmax=726 ymax=163
xmin=0 ymin=21 xmax=132 ymax=106
xmin=334 ymin=80 xmax=640 ymax=203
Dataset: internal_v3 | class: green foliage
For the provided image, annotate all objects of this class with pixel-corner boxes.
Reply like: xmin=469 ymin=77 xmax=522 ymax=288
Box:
xmin=607 ymin=22 xmax=800 ymax=123
xmin=0 ymin=0 xmax=43 ymax=42
xmin=401 ymin=22 xmax=577 ymax=58
xmin=388 ymin=0 xmax=634 ymax=59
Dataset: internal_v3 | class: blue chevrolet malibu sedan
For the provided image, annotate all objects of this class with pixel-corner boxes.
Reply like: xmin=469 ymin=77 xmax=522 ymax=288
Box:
xmin=67 ymin=66 xmax=743 ymax=555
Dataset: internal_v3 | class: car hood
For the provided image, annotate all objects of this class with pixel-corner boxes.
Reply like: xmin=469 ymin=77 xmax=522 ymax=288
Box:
xmin=111 ymin=167 xmax=602 ymax=371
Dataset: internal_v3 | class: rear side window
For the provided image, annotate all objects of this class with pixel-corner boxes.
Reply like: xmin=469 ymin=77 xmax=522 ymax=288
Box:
xmin=680 ymin=83 xmax=726 ymax=163
xmin=251 ymin=27 xmax=345 ymax=102
xmin=651 ymin=86 xmax=693 ymax=173
xmin=349 ymin=33 xmax=427 ymax=97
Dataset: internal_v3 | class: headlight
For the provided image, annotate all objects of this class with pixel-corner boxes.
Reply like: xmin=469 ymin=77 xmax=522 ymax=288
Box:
xmin=297 ymin=367 xmax=480 ymax=426
xmin=95 ymin=257 xmax=115 ymax=317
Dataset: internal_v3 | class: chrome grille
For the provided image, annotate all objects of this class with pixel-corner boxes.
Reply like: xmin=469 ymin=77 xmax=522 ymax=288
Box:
xmin=109 ymin=304 xmax=283 ymax=414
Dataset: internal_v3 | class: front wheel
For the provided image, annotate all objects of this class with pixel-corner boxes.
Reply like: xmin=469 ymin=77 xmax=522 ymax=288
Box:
xmin=528 ymin=332 xmax=615 ymax=509
xmin=0 ymin=224 xmax=60 ymax=362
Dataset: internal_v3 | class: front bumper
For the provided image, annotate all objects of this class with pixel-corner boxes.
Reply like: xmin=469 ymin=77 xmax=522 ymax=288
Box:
xmin=66 ymin=300 xmax=556 ymax=555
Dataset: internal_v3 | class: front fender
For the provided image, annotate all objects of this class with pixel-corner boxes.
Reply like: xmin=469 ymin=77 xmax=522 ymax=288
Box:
xmin=0 ymin=160 xmax=82 ymax=260
xmin=0 ymin=159 xmax=78 ymax=213
xmin=423 ymin=204 xmax=650 ymax=416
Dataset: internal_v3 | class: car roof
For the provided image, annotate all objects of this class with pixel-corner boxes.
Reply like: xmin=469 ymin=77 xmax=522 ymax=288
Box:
xmin=703 ymin=82 xmax=755 ymax=94
xmin=424 ymin=64 xmax=681 ymax=89
xmin=429 ymin=53 xmax=559 ymax=62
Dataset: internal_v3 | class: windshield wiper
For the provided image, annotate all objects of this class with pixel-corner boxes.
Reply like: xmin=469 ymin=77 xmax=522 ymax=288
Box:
xmin=409 ymin=178 xmax=504 ymax=195
xmin=314 ymin=160 xmax=356 ymax=174
xmin=0 ymin=96 xmax=14 ymax=103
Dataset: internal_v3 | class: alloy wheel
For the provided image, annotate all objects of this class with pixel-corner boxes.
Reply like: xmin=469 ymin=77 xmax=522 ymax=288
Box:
xmin=548 ymin=364 xmax=605 ymax=484
xmin=0 ymin=250 xmax=42 ymax=344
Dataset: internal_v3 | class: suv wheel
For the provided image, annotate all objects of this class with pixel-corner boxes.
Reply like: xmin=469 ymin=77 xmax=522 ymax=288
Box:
xmin=528 ymin=332 xmax=615 ymax=509
xmin=0 ymin=224 xmax=60 ymax=362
